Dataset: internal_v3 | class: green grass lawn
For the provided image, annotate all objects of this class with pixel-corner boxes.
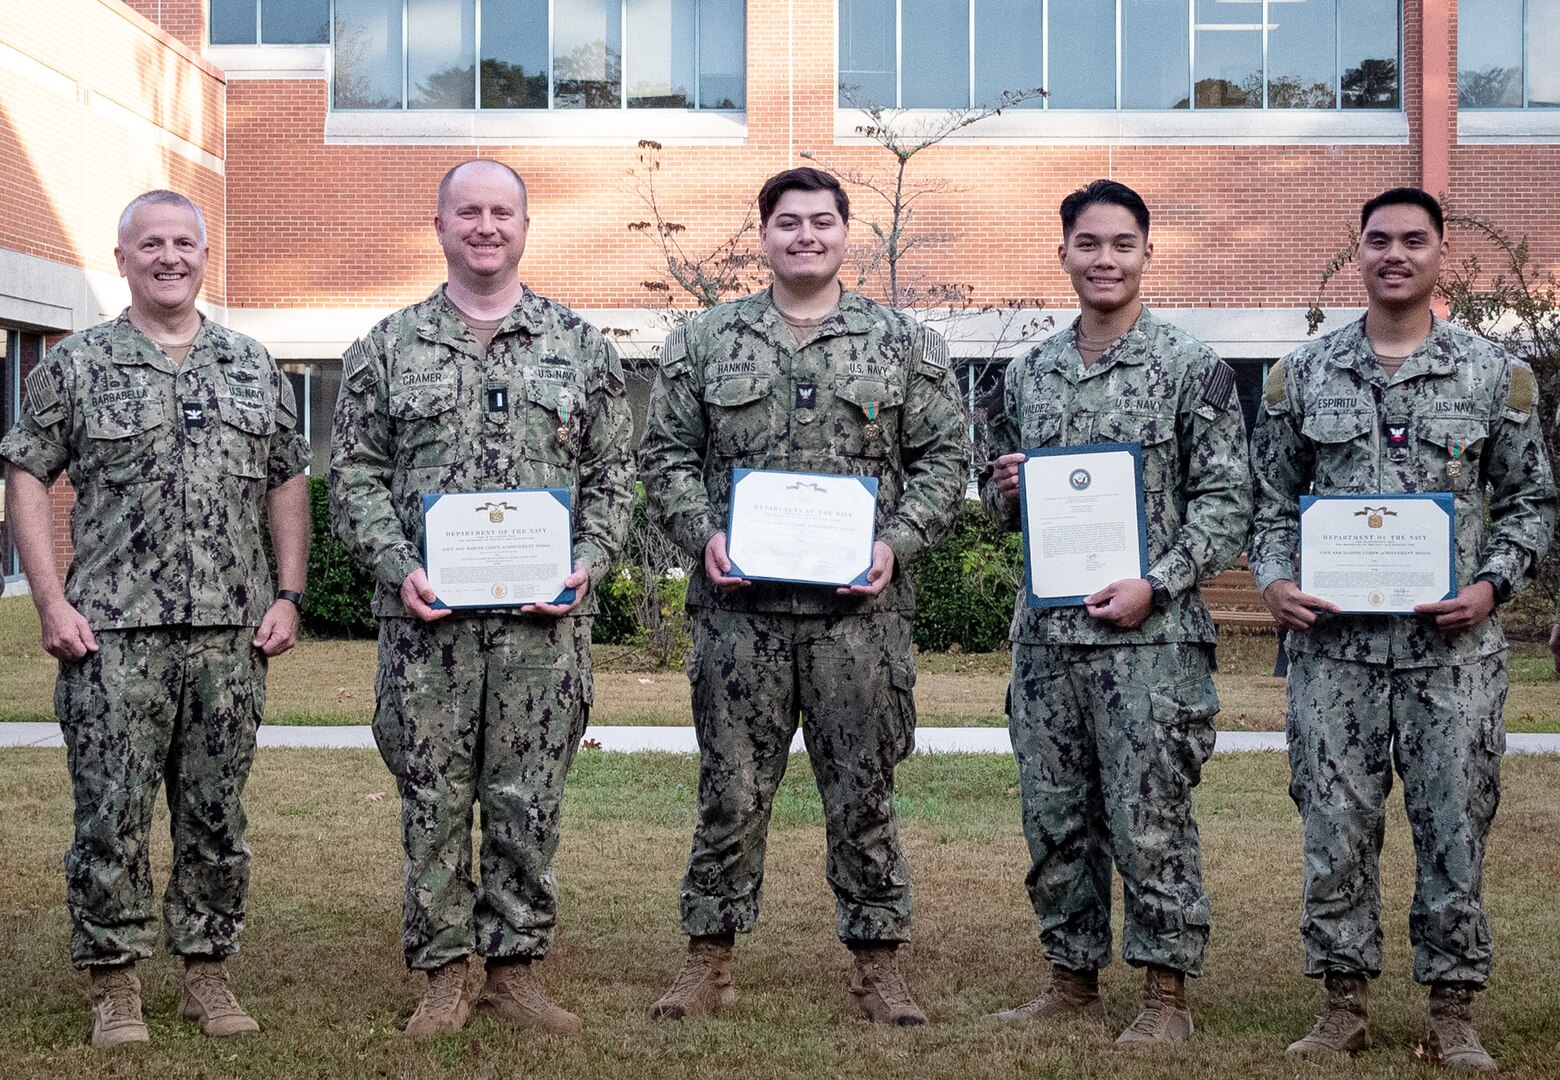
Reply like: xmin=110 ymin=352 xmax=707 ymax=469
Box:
xmin=6 ymin=596 xmax=1558 ymax=730
xmin=2 ymin=750 xmax=1559 ymax=1077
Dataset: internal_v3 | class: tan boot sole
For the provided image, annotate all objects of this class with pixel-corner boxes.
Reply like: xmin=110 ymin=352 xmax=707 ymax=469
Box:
xmin=90 ymin=1021 xmax=150 ymax=1048
xmin=649 ymin=985 xmax=737 ymax=1020
xmin=179 ymin=989 xmax=261 ymax=1037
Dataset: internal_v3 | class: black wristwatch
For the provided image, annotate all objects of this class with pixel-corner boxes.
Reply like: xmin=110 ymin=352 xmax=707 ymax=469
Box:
xmin=1473 ymin=573 xmax=1512 ymax=606
xmin=1145 ymin=574 xmax=1171 ymax=609
xmin=276 ymin=589 xmax=306 ymax=608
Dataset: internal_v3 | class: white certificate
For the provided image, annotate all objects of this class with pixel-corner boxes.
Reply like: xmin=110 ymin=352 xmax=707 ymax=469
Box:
xmin=1019 ymin=443 xmax=1148 ymax=608
xmin=725 ymin=469 xmax=879 ymax=587
xmin=1299 ymin=494 xmax=1454 ymax=613
xmin=421 ymin=489 xmax=574 ymax=609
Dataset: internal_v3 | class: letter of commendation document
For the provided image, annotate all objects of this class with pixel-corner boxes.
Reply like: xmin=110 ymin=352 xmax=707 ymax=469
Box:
xmin=421 ymin=489 xmax=575 ymax=609
xmin=1299 ymin=493 xmax=1454 ymax=613
xmin=725 ymin=468 xmax=878 ymax=587
xmin=1019 ymin=443 xmax=1148 ymax=608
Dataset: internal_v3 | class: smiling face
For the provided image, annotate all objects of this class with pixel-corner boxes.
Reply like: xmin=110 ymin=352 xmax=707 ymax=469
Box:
xmin=115 ymin=202 xmax=208 ymax=319
xmin=759 ymin=188 xmax=849 ymax=293
xmin=1357 ymin=202 xmax=1446 ymax=313
xmin=1058 ymin=202 xmax=1151 ymax=317
xmin=434 ymin=162 xmax=529 ymax=291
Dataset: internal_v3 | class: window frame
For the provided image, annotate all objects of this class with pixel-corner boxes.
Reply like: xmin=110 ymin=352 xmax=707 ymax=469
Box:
xmin=1457 ymin=0 xmax=1560 ymax=140
xmin=209 ymin=1 xmax=746 ymax=114
xmin=837 ymin=0 xmax=1403 ymax=115
xmin=1 ymin=328 xmax=44 ymax=581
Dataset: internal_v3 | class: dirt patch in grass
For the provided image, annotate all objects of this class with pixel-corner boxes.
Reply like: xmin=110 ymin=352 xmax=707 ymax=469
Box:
xmin=2 ymin=750 xmax=1560 ymax=1077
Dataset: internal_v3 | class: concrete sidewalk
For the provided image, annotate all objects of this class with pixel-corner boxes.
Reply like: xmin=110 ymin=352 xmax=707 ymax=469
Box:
xmin=4 ymin=723 xmax=1560 ymax=755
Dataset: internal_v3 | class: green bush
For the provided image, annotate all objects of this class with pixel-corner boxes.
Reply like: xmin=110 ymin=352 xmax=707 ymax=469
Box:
xmin=294 ymin=478 xmax=1024 ymax=654
xmin=300 ymin=475 xmax=377 ymax=637
xmin=906 ymin=500 xmax=1021 ymax=653
xmin=594 ymin=567 xmax=641 ymax=645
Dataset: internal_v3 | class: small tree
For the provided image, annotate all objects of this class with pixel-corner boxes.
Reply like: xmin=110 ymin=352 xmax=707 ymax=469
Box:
xmin=602 ymin=142 xmax=769 ymax=669
xmin=805 ymin=85 xmax=1054 ymax=478
xmin=626 ymin=140 xmax=763 ymax=314
xmin=805 ymin=84 xmax=1044 ymax=308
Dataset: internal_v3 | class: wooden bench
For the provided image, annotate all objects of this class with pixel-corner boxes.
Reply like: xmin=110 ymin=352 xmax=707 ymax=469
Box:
xmin=1203 ymin=562 xmax=1278 ymax=629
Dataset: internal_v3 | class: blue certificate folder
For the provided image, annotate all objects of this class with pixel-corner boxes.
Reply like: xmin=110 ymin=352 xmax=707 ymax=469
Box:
xmin=1298 ymin=492 xmax=1455 ymax=614
xmin=1018 ymin=442 xmax=1149 ymax=609
xmin=421 ymin=489 xmax=575 ymax=610
xmin=725 ymin=468 xmax=879 ymax=588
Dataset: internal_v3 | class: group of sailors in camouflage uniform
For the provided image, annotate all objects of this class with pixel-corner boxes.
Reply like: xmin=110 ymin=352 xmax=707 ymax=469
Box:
xmin=3 ymin=163 xmax=1557 ymax=1072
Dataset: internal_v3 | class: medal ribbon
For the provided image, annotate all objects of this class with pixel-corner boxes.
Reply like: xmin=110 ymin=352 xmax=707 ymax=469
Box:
xmin=1446 ymin=437 xmax=1466 ymax=461
xmin=863 ymin=402 xmax=880 ymax=422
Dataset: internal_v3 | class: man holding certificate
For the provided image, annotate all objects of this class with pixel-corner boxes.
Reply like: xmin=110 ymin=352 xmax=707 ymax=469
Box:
xmin=981 ymin=181 xmax=1251 ymax=1046
xmin=330 ymin=160 xmax=634 ymax=1037
xmin=638 ymin=168 xmax=967 ymax=1024
xmin=1250 ymin=188 xmax=1557 ymax=1067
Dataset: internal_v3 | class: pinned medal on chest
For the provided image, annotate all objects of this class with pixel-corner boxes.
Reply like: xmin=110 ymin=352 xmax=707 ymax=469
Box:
xmin=555 ymin=387 xmax=576 ymax=451
xmin=861 ymin=401 xmax=882 ymax=443
xmin=1445 ymin=436 xmax=1467 ymax=480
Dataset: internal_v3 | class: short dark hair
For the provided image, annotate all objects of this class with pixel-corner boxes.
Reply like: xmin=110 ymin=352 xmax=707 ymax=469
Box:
xmin=438 ymin=159 xmax=527 ymax=213
xmin=1060 ymin=180 xmax=1150 ymax=239
xmin=1360 ymin=187 xmax=1443 ymax=237
xmin=757 ymin=168 xmax=849 ymax=225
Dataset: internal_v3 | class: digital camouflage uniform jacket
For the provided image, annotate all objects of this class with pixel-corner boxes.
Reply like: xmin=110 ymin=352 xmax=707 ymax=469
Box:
xmin=329 ymin=286 xmax=634 ymax=617
xmin=1250 ymin=315 xmax=1557 ymax=666
xmin=638 ymin=288 xmax=969 ymax=615
xmin=0 ymin=313 xmax=308 ymax=628
xmin=980 ymin=308 xmax=1253 ymax=645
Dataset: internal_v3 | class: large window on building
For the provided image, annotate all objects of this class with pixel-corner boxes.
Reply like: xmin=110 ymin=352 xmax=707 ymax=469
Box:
xmin=211 ymin=0 xmax=331 ymax=43
xmin=838 ymin=0 xmax=1400 ymax=111
xmin=212 ymin=1 xmax=745 ymax=111
xmin=1459 ymin=0 xmax=1560 ymax=108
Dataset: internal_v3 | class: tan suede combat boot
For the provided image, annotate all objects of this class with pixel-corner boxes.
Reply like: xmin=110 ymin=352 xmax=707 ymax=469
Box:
xmin=848 ymin=943 xmax=927 ymax=1026
xmin=649 ymin=934 xmax=737 ymax=1020
xmin=990 ymin=964 xmax=1105 ymax=1023
xmin=179 ymin=957 xmax=261 ymax=1036
xmin=477 ymin=959 xmax=582 ymax=1034
xmin=87 ymin=963 xmax=149 ymax=1047
xmin=1286 ymin=971 xmax=1370 ymax=1058
xmin=1427 ymin=982 xmax=1498 ymax=1072
xmin=1114 ymin=964 xmax=1193 ymax=1048
xmin=405 ymin=957 xmax=472 ymax=1039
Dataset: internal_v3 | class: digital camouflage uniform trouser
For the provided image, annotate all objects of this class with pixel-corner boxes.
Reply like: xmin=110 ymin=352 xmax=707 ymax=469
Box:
xmin=1286 ymin=650 xmax=1505 ymax=986
xmin=680 ymin=607 xmax=918 ymax=943
xmin=57 ymin=626 xmax=264 ymax=968
xmin=1008 ymin=642 xmax=1218 ymax=975
xmin=372 ymin=614 xmax=591 ymax=970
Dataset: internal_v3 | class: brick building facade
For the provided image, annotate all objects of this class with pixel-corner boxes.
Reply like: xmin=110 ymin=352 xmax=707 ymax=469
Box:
xmin=2 ymin=0 xmax=1557 ymax=580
